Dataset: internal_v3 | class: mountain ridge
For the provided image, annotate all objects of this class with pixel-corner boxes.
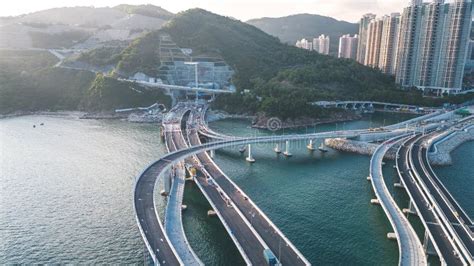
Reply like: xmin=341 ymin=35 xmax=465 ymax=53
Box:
xmin=247 ymin=13 xmax=358 ymax=54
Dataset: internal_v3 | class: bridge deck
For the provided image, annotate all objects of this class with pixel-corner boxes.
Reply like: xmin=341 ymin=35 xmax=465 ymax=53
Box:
xmin=398 ymin=136 xmax=464 ymax=265
xmin=134 ymin=160 xmax=182 ymax=265
xmin=411 ymin=137 xmax=473 ymax=262
xmin=370 ymin=136 xmax=427 ymax=265
xmin=188 ymin=127 xmax=309 ymax=266
xmin=171 ymin=125 xmax=268 ymax=265
xmin=164 ymin=131 xmax=202 ymax=265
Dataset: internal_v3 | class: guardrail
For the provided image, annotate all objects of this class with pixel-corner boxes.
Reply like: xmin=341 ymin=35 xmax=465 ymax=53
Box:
xmin=396 ymin=136 xmax=447 ymax=264
xmin=408 ymin=136 xmax=472 ymax=265
xmin=189 ymin=125 xmax=311 ymax=265
xmin=163 ymin=131 xmax=203 ymax=265
xmin=133 ymin=159 xmax=183 ymax=265
xmin=369 ymin=135 xmax=427 ymax=266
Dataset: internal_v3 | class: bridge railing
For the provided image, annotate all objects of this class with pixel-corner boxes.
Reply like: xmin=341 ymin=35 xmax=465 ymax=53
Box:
xmin=395 ymin=136 xmax=446 ymax=264
xmin=408 ymin=137 xmax=472 ymax=264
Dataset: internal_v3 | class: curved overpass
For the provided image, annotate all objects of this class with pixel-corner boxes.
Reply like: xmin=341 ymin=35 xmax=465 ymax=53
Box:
xmin=135 ymin=128 xmax=372 ymax=264
xmin=369 ymin=135 xmax=427 ymax=265
xmin=409 ymin=134 xmax=473 ymax=264
xmin=134 ymin=102 xmax=456 ymax=265
xmin=396 ymin=128 xmax=473 ymax=266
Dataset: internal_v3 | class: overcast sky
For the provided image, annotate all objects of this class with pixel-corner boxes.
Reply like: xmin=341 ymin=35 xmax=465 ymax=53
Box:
xmin=0 ymin=0 xmax=410 ymax=22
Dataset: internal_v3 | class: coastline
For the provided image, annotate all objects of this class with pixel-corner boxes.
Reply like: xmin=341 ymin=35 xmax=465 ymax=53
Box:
xmin=0 ymin=111 xmax=86 ymax=119
xmin=1 ymin=110 xmax=163 ymax=123
xmin=428 ymin=126 xmax=474 ymax=166
xmin=251 ymin=113 xmax=362 ymax=130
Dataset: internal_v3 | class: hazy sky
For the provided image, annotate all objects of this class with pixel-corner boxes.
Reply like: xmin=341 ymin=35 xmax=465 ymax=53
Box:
xmin=0 ymin=0 xmax=408 ymax=22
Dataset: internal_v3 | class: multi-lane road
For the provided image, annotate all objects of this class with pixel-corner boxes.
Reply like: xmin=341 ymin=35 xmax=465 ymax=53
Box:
xmin=186 ymin=114 xmax=309 ymax=266
xmin=397 ymin=130 xmax=473 ymax=265
xmin=134 ymin=101 xmax=472 ymax=265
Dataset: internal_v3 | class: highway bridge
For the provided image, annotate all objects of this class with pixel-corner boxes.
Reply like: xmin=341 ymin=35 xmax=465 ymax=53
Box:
xmin=369 ymin=136 xmax=427 ymax=265
xmin=395 ymin=122 xmax=473 ymax=265
xmin=134 ymin=101 xmax=472 ymax=265
xmin=312 ymin=101 xmax=438 ymax=113
xmin=119 ymin=78 xmax=235 ymax=95
xmin=186 ymin=110 xmax=310 ymax=266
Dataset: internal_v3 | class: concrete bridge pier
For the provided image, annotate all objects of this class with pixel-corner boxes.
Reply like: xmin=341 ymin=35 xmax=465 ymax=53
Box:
xmin=161 ymin=169 xmax=172 ymax=196
xmin=307 ymin=139 xmax=315 ymax=151
xmin=402 ymin=201 xmax=417 ymax=216
xmin=274 ymin=143 xmax=282 ymax=154
xmin=209 ymin=149 xmax=216 ymax=158
xmin=423 ymin=231 xmax=437 ymax=256
xmin=246 ymin=144 xmax=256 ymax=163
xmin=394 ymin=182 xmax=404 ymax=189
xmin=283 ymin=140 xmax=292 ymax=157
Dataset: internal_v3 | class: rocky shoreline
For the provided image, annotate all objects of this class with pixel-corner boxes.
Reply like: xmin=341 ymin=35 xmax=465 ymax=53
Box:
xmin=428 ymin=126 xmax=474 ymax=166
xmin=324 ymin=124 xmax=474 ymax=165
xmin=324 ymin=138 xmax=398 ymax=160
xmin=206 ymin=110 xmax=255 ymax=123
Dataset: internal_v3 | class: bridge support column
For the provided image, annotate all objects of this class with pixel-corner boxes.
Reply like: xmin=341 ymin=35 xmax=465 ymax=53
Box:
xmin=319 ymin=140 xmax=328 ymax=152
xmin=283 ymin=140 xmax=292 ymax=157
xmin=209 ymin=149 xmax=216 ymax=158
xmin=423 ymin=231 xmax=437 ymax=256
xmin=402 ymin=201 xmax=417 ymax=216
xmin=394 ymin=182 xmax=404 ymax=189
xmin=274 ymin=143 xmax=282 ymax=154
xmin=161 ymin=169 xmax=172 ymax=196
xmin=246 ymin=144 xmax=255 ymax=163
xmin=307 ymin=139 xmax=315 ymax=151
xmin=370 ymin=198 xmax=380 ymax=205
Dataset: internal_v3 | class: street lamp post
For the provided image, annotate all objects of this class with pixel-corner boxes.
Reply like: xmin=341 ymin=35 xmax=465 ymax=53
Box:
xmin=185 ymin=62 xmax=199 ymax=103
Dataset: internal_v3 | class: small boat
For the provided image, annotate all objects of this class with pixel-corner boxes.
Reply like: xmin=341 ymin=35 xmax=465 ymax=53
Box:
xmin=318 ymin=143 xmax=329 ymax=152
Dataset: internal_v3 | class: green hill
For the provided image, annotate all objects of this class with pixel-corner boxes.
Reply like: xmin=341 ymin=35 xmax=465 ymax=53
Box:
xmin=247 ymin=14 xmax=359 ymax=55
xmin=0 ymin=50 xmax=170 ymax=114
xmin=114 ymin=9 xmax=472 ymax=119
xmin=1 ymin=9 xmax=472 ymax=116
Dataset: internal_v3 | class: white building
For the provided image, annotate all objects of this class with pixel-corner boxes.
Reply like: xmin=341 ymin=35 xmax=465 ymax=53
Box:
xmin=378 ymin=13 xmax=401 ymax=75
xmin=357 ymin=13 xmax=376 ymax=64
xmin=295 ymin=38 xmax=313 ymax=51
xmin=396 ymin=0 xmax=473 ymax=93
xmin=314 ymin=34 xmax=330 ymax=55
xmin=296 ymin=35 xmax=330 ymax=55
xmin=338 ymin=34 xmax=359 ymax=59
xmin=365 ymin=18 xmax=384 ymax=68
